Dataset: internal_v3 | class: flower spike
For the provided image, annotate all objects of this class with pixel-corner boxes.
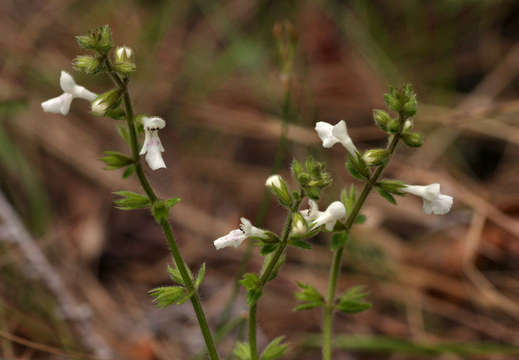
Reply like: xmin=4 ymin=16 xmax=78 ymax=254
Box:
xmin=41 ymin=71 xmax=96 ymax=115
xmin=140 ymin=116 xmax=166 ymax=170
xmin=403 ymin=183 xmax=453 ymax=215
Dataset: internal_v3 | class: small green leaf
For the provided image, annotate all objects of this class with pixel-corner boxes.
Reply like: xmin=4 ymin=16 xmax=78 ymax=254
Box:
xmin=260 ymin=336 xmax=287 ymax=360
xmin=294 ymin=281 xmax=325 ymax=311
xmin=354 ymin=214 xmax=366 ymax=224
xmin=375 ymin=186 xmax=397 ymax=205
xmin=118 ymin=125 xmax=131 ymax=145
xmin=151 ymin=201 xmax=169 ymax=223
xmin=289 ymin=239 xmax=312 ymax=250
xmin=195 ymin=263 xmax=206 ymax=289
xmin=122 ymin=165 xmax=135 ymax=179
xmin=114 ymin=191 xmax=151 ymax=210
xmin=233 ymin=342 xmax=251 ymax=360
xmin=260 ymin=243 xmax=278 ymax=256
xmin=167 ymin=265 xmax=185 ymax=285
xmin=240 ymin=273 xmax=259 ymax=291
xmin=336 ymin=285 xmax=372 ymax=314
xmin=165 ymin=198 xmax=181 ymax=209
xmin=331 ymin=232 xmax=348 ymax=251
xmin=149 ymin=286 xmax=186 ymax=308
xmin=101 ymin=151 xmax=134 ymax=170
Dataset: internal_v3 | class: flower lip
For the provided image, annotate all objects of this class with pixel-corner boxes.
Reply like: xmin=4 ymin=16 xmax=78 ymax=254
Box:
xmin=265 ymin=174 xmax=283 ymax=188
xmin=142 ymin=116 xmax=166 ymax=130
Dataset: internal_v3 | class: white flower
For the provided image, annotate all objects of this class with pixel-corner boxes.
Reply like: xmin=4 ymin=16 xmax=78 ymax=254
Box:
xmin=311 ymin=201 xmax=346 ymax=231
xmin=140 ymin=116 xmax=166 ymax=170
xmin=300 ymin=199 xmax=324 ymax=222
xmin=116 ymin=46 xmax=132 ymax=61
xmin=213 ymin=217 xmax=267 ymax=250
xmin=403 ymin=183 xmax=453 ymax=215
xmin=265 ymin=174 xmax=283 ymax=189
xmin=315 ymin=120 xmax=358 ymax=155
xmin=214 ymin=229 xmax=246 ymax=250
xmin=41 ymin=71 xmax=96 ymax=115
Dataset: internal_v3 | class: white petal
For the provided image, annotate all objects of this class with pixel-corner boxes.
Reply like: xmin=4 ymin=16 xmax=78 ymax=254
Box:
xmin=214 ymin=229 xmax=246 ymax=250
xmin=315 ymin=122 xmax=338 ymax=148
xmin=145 ymin=147 xmax=166 ymax=170
xmin=142 ymin=116 xmax=166 ymax=130
xmin=332 ymin=120 xmax=358 ymax=155
xmin=59 ymin=71 xmax=77 ymax=93
xmin=265 ymin=174 xmax=282 ymax=189
xmin=425 ymin=194 xmax=453 ymax=215
xmin=41 ymin=93 xmax=73 ymax=115
xmin=73 ymin=85 xmax=97 ymax=101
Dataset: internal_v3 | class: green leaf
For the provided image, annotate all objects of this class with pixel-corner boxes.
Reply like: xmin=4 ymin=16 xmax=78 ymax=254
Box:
xmin=375 ymin=186 xmax=396 ymax=205
xmin=233 ymin=342 xmax=251 ymax=360
xmin=165 ymin=198 xmax=181 ymax=209
xmin=341 ymin=185 xmax=357 ymax=213
xmin=354 ymin=214 xmax=366 ymax=224
xmin=289 ymin=239 xmax=312 ymax=250
xmin=336 ymin=286 xmax=372 ymax=314
xmin=149 ymin=286 xmax=187 ymax=308
xmin=167 ymin=265 xmax=185 ymax=285
xmin=101 ymin=151 xmax=134 ymax=170
xmin=122 ymin=165 xmax=135 ymax=179
xmin=260 ymin=243 xmax=278 ymax=256
xmin=260 ymin=336 xmax=287 ymax=360
xmin=331 ymin=232 xmax=349 ymax=251
xmin=113 ymin=191 xmax=151 ymax=210
xmin=151 ymin=201 xmax=169 ymax=223
xmin=118 ymin=125 xmax=131 ymax=145
xmin=195 ymin=263 xmax=206 ymax=288
xmin=240 ymin=273 xmax=259 ymax=291
xmin=294 ymin=281 xmax=325 ymax=312
xmin=346 ymin=158 xmax=364 ymax=180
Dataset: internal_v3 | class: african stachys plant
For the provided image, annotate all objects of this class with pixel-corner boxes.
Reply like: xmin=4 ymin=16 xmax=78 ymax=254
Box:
xmin=42 ymin=25 xmax=452 ymax=360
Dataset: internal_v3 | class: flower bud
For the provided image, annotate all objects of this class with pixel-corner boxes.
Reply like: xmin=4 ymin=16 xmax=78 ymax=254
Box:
xmin=387 ymin=118 xmax=401 ymax=134
xmin=91 ymin=89 xmax=121 ymax=116
xmin=362 ymin=149 xmax=389 ymax=166
xmin=291 ymin=213 xmax=307 ymax=237
xmin=402 ymin=132 xmax=423 ymax=147
xmin=115 ymin=46 xmax=133 ymax=62
xmin=73 ymin=55 xmax=101 ymax=74
xmin=265 ymin=174 xmax=292 ymax=208
xmin=372 ymin=109 xmax=391 ymax=131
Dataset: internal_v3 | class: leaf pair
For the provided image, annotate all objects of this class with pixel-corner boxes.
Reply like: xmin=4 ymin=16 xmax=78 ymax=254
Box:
xmin=233 ymin=337 xmax=287 ymax=360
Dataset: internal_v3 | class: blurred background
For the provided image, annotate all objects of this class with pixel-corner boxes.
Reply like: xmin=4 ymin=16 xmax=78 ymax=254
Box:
xmin=1 ymin=0 xmax=519 ymax=359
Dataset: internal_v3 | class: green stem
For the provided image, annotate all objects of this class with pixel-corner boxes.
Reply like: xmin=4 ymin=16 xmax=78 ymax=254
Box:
xmin=322 ymin=133 xmax=401 ymax=360
xmin=104 ymin=59 xmax=220 ymax=360
xmin=249 ymin=197 xmax=300 ymax=360
xmin=218 ymin=92 xmax=292 ymax=329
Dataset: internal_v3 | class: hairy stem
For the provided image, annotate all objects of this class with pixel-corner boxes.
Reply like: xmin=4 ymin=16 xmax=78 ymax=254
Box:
xmin=249 ymin=197 xmax=301 ymax=360
xmin=322 ymin=133 xmax=401 ymax=360
xmin=104 ymin=59 xmax=220 ymax=360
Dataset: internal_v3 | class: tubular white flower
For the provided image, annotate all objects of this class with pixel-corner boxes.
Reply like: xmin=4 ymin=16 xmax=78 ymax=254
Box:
xmin=311 ymin=201 xmax=347 ymax=231
xmin=213 ymin=217 xmax=267 ymax=250
xmin=403 ymin=183 xmax=453 ymax=215
xmin=291 ymin=216 xmax=307 ymax=236
xmin=315 ymin=120 xmax=358 ymax=155
xmin=140 ymin=116 xmax=166 ymax=170
xmin=239 ymin=217 xmax=268 ymax=239
xmin=214 ymin=229 xmax=246 ymax=250
xmin=300 ymin=199 xmax=324 ymax=222
xmin=41 ymin=71 xmax=96 ymax=115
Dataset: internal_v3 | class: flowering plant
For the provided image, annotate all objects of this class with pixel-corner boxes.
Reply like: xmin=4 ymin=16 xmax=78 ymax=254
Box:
xmin=42 ymin=25 xmax=453 ymax=360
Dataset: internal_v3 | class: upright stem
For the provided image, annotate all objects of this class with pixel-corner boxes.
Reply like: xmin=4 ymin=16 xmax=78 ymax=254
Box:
xmin=322 ymin=133 xmax=401 ymax=360
xmin=104 ymin=59 xmax=220 ymax=360
xmin=218 ymin=92 xmax=293 ymax=329
xmin=249 ymin=198 xmax=300 ymax=360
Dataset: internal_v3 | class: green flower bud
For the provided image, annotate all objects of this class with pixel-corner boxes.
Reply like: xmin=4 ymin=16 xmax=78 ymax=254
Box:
xmin=372 ymin=109 xmax=391 ymax=131
xmin=291 ymin=213 xmax=307 ymax=237
xmin=387 ymin=118 xmax=401 ymax=134
xmin=402 ymin=132 xmax=423 ymax=147
xmin=91 ymin=89 xmax=121 ymax=116
xmin=73 ymin=55 xmax=102 ymax=74
xmin=362 ymin=149 xmax=389 ymax=166
xmin=265 ymin=174 xmax=292 ymax=207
